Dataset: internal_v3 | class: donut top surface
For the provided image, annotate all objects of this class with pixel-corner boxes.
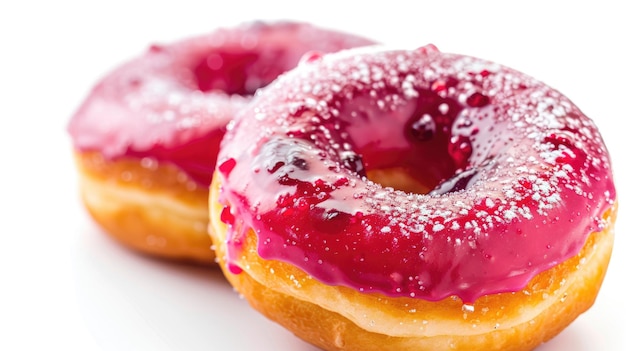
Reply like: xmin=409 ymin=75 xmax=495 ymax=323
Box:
xmin=67 ymin=22 xmax=375 ymax=186
xmin=217 ymin=45 xmax=616 ymax=302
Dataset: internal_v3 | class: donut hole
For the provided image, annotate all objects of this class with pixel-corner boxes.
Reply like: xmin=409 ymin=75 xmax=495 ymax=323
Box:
xmin=361 ymin=157 xmax=479 ymax=196
xmin=366 ymin=168 xmax=433 ymax=194
xmin=193 ymin=49 xmax=289 ymax=95
xmin=340 ymin=88 xmax=478 ymax=195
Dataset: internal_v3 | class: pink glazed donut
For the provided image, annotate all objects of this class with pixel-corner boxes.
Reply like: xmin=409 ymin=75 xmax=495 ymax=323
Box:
xmin=68 ymin=22 xmax=375 ymax=264
xmin=210 ymin=45 xmax=617 ymax=350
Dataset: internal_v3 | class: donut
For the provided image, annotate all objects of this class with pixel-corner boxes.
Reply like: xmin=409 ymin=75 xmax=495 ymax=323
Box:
xmin=67 ymin=22 xmax=376 ymax=264
xmin=209 ymin=45 xmax=617 ymax=350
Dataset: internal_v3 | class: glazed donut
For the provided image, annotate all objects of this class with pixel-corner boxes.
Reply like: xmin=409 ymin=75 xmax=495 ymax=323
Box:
xmin=67 ymin=22 xmax=375 ymax=264
xmin=209 ymin=45 xmax=617 ymax=350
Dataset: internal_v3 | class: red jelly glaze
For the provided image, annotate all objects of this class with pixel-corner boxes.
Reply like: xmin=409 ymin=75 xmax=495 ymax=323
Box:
xmin=217 ymin=46 xmax=616 ymax=302
xmin=67 ymin=22 xmax=376 ymax=186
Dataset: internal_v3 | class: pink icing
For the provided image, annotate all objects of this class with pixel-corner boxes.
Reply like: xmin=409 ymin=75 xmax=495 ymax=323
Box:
xmin=217 ymin=45 xmax=616 ymax=302
xmin=67 ymin=22 xmax=375 ymax=186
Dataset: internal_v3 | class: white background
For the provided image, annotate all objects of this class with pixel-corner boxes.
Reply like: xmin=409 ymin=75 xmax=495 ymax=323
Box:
xmin=1 ymin=1 xmax=624 ymax=350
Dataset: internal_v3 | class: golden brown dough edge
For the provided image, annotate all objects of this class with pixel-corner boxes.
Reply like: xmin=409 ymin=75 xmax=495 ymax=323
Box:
xmin=74 ymin=151 xmax=215 ymax=264
xmin=209 ymin=176 xmax=616 ymax=351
